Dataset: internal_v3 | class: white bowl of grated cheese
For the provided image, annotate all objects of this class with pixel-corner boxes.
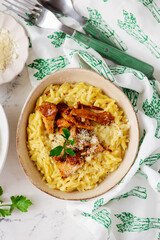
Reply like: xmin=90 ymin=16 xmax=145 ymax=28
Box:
xmin=0 ymin=12 xmax=29 ymax=85
xmin=0 ymin=104 xmax=9 ymax=174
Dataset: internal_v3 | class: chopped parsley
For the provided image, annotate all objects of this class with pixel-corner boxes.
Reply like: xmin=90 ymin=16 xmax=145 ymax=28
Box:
xmin=49 ymin=128 xmax=75 ymax=158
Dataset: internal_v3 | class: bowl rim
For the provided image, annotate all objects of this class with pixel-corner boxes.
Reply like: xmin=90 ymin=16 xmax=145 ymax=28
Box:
xmin=0 ymin=104 xmax=9 ymax=174
xmin=16 ymin=68 xmax=140 ymax=200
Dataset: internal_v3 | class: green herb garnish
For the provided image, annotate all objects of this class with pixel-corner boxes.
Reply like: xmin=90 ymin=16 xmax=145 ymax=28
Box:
xmin=49 ymin=128 xmax=75 ymax=158
xmin=0 ymin=186 xmax=32 ymax=217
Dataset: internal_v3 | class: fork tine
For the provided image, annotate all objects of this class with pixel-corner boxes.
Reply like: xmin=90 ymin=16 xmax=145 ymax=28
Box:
xmin=16 ymin=0 xmax=42 ymax=14
xmin=4 ymin=0 xmax=32 ymax=16
xmin=16 ymin=0 xmax=37 ymax=11
xmin=4 ymin=0 xmax=42 ymax=21
xmin=2 ymin=2 xmax=32 ymax=21
xmin=2 ymin=0 xmax=74 ymax=31
xmin=25 ymin=0 xmax=43 ymax=9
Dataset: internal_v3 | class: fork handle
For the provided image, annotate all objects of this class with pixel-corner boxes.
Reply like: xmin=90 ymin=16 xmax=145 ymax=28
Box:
xmin=83 ymin=22 xmax=119 ymax=49
xmin=72 ymin=31 xmax=154 ymax=79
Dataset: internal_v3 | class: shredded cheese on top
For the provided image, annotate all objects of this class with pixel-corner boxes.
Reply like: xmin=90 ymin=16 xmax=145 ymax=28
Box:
xmin=0 ymin=28 xmax=18 ymax=71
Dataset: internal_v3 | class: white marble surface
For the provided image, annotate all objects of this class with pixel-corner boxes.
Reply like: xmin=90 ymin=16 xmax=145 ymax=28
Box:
xmin=0 ymin=68 xmax=92 ymax=240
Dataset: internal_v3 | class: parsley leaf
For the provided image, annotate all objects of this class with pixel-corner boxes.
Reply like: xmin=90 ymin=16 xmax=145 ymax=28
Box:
xmin=0 ymin=186 xmax=3 ymax=196
xmin=0 ymin=186 xmax=3 ymax=204
xmin=62 ymin=152 xmax=67 ymax=158
xmin=62 ymin=128 xmax=70 ymax=139
xmin=69 ymin=139 xmax=75 ymax=146
xmin=11 ymin=196 xmax=32 ymax=212
xmin=49 ymin=146 xmax=63 ymax=157
xmin=66 ymin=148 xmax=76 ymax=156
xmin=0 ymin=209 xmax=11 ymax=217
xmin=49 ymin=128 xmax=75 ymax=158
xmin=0 ymin=186 xmax=32 ymax=217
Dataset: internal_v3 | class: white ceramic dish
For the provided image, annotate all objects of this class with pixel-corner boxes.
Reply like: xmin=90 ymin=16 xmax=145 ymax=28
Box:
xmin=0 ymin=104 xmax=9 ymax=173
xmin=0 ymin=12 xmax=29 ymax=85
xmin=17 ymin=68 xmax=139 ymax=200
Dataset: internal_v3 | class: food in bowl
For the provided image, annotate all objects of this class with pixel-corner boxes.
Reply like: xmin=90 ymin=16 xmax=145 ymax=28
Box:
xmin=27 ymin=82 xmax=130 ymax=192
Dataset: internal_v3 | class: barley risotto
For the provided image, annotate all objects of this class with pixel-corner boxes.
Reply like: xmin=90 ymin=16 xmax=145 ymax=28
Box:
xmin=27 ymin=82 xmax=130 ymax=192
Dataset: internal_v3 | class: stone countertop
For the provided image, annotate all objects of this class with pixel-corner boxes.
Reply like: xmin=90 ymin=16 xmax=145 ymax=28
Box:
xmin=0 ymin=68 xmax=92 ymax=240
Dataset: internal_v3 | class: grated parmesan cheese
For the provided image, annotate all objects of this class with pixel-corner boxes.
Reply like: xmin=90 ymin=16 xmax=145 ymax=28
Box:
xmin=71 ymin=129 xmax=100 ymax=153
xmin=0 ymin=28 xmax=18 ymax=71
xmin=50 ymin=132 xmax=65 ymax=149
xmin=90 ymin=135 xmax=99 ymax=145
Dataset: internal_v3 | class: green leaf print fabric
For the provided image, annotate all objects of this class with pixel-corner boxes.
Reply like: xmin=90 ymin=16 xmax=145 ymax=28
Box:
xmin=17 ymin=0 xmax=160 ymax=239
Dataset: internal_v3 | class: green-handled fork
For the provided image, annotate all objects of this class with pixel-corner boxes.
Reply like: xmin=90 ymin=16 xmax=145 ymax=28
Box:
xmin=2 ymin=0 xmax=154 ymax=79
xmin=37 ymin=0 xmax=120 ymax=49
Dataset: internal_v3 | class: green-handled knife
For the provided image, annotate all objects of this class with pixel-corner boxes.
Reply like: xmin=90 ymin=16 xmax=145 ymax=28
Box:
xmin=72 ymin=31 xmax=154 ymax=79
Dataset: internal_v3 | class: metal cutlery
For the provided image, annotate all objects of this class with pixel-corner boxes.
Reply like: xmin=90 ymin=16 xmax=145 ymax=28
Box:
xmin=2 ymin=0 xmax=154 ymax=79
xmin=2 ymin=0 xmax=74 ymax=34
xmin=38 ymin=0 xmax=87 ymax=26
xmin=37 ymin=0 xmax=119 ymax=48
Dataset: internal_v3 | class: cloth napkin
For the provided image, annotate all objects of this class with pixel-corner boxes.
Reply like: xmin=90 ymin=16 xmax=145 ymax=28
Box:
xmin=17 ymin=0 xmax=160 ymax=239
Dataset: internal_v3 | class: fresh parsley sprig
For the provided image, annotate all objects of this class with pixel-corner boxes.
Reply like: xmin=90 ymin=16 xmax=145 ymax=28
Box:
xmin=49 ymin=128 xmax=75 ymax=158
xmin=0 ymin=186 xmax=32 ymax=217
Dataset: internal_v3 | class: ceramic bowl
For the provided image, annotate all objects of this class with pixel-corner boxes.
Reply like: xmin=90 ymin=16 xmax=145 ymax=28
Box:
xmin=16 ymin=68 xmax=139 ymax=200
xmin=0 ymin=12 xmax=29 ymax=85
xmin=0 ymin=104 xmax=9 ymax=174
